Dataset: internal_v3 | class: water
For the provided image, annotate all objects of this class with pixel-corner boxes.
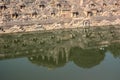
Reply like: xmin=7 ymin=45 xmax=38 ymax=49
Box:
xmin=0 ymin=50 xmax=120 ymax=80
xmin=0 ymin=29 xmax=120 ymax=80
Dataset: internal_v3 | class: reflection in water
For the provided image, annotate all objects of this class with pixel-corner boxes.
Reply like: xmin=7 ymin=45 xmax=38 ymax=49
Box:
xmin=70 ymin=47 xmax=105 ymax=68
xmin=0 ymin=29 xmax=120 ymax=69
xmin=28 ymin=47 xmax=105 ymax=69
xmin=108 ymin=43 xmax=120 ymax=58
xmin=28 ymin=51 xmax=67 ymax=69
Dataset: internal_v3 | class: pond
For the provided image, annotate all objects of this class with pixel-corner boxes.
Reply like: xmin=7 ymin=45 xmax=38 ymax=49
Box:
xmin=0 ymin=50 xmax=120 ymax=80
xmin=0 ymin=28 xmax=120 ymax=80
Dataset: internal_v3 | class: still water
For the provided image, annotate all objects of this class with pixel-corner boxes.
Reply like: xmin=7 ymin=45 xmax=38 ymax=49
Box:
xmin=0 ymin=29 xmax=120 ymax=80
xmin=0 ymin=51 xmax=120 ymax=80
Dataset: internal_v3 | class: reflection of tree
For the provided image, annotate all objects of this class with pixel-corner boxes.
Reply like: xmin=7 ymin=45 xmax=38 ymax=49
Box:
xmin=69 ymin=47 xmax=105 ymax=68
xmin=108 ymin=43 xmax=120 ymax=58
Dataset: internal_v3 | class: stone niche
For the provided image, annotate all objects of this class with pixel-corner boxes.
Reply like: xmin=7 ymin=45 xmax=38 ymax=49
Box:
xmin=0 ymin=3 xmax=7 ymax=10
xmin=11 ymin=12 xmax=19 ymax=18
xmin=38 ymin=1 xmax=46 ymax=9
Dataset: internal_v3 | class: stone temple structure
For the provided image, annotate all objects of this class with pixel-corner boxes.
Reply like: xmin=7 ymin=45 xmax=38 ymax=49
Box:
xmin=0 ymin=0 xmax=120 ymax=33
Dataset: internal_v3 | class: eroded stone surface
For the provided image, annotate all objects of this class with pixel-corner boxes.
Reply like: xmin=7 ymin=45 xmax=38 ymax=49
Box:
xmin=0 ymin=0 xmax=120 ymax=33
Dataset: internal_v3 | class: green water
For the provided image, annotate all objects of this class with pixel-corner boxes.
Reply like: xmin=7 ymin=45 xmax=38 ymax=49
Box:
xmin=0 ymin=28 xmax=120 ymax=80
xmin=0 ymin=50 xmax=120 ymax=80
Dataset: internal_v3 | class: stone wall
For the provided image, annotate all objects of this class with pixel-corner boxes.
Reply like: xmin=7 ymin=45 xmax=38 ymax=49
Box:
xmin=0 ymin=0 xmax=120 ymax=33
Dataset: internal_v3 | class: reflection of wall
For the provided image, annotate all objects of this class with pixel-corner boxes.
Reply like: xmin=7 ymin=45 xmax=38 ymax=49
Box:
xmin=28 ymin=51 xmax=67 ymax=69
xmin=0 ymin=27 xmax=120 ymax=68
xmin=0 ymin=27 xmax=120 ymax=55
